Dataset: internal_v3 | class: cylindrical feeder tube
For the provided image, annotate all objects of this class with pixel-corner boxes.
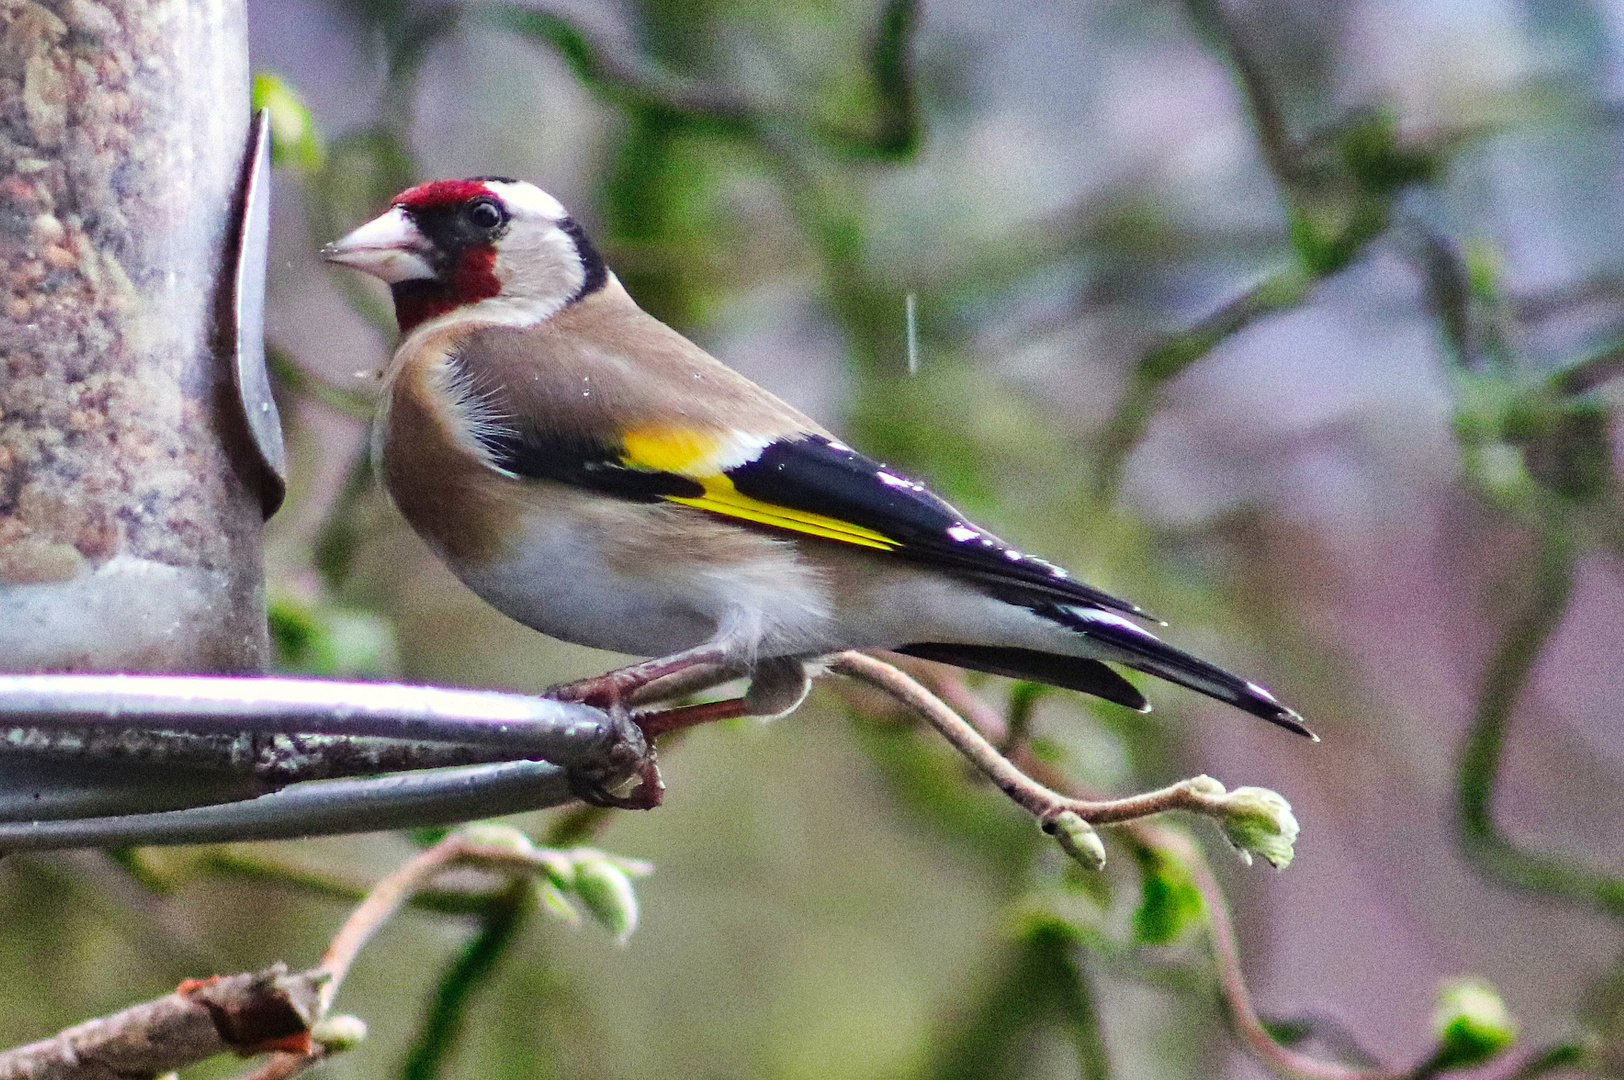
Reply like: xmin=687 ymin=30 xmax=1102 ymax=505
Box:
xmin=0 ymin=0 xmax=265 ymax=672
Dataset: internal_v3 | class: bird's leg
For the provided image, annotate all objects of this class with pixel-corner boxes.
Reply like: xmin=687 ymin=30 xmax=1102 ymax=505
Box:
xmin=633 ymin=656 xmax=816 ymax=738
xmin=548 ymin=644 xmax=737 ymax=709
xmin=626 ymin=661 xmax=750 ymax=707
xmin=635 ymin=697 xmax=750 ymax=739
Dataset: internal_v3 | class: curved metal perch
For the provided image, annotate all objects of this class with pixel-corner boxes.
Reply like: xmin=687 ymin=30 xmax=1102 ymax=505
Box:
xmin=0 ymin=674 xmax=641 ymax=850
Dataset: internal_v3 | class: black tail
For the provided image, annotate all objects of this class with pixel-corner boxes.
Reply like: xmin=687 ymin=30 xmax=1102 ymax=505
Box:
xmin=895 ymin=643 xmax=1150 ymax=712
xmin=1041 ymin=605 xmax=1315 ymax=739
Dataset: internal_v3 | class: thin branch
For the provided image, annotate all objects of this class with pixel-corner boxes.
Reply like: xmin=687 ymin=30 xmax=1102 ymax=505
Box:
xmin=821 ymin=0 xmax=921 ymax=160
xmin=1093 ymin=266 xmax=1312 ymax=500
xmin=266 ymin=344 xmax=375 ymax=420
xmin=482 ymin=0 xmax=921 ymax=161
xmin=0 ymin=966 xmax=322 ymax=1080
xmin=0 ymin=832 xmax=606 ymax=1080
xmin=315 ymin=835 xmax=566 ymax=1012
xmin=1156 ymin=826 xmax=1402 ymax=1080
xmin=194 ymin=849 xmax=536 ymax=917
xmin=1551 ymin=338 xmax=1624 ymax=396
xmin=905 ymin=666 xmax=1569 ymax=1080
xmin=832 ymin=652 xmax=1255 ymax=828
xmin=1456 ymin=525 xmax=1624 ymax=921
xmin=900 ymin=664 xmax=1413 ymax=1080
xmin=1408 ymin=227 xmax=1477 ymax=370
xmin=479 ymin=3 xmax=755 ymax=123
xmin=1491 ymin=1043 xmax=1589 ymax=1080
xmin=1180 ymin=0 xmax=1299 ymax=191
xmin=401 ymin=880 xmax=531 ymax=1080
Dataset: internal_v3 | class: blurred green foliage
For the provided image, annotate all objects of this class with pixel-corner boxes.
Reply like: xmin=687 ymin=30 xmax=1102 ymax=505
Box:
xmin=6 ymin=0 xmax=1623 ymax=1078
xmin=269 ymin=594 xmax=397 ymax=677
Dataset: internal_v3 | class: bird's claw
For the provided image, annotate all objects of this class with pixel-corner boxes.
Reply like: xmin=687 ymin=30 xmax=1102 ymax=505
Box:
xmin=566 ymin=698 xmax=662 ymax=809
xmin=567 ymin=754 xmax=664 ymax=810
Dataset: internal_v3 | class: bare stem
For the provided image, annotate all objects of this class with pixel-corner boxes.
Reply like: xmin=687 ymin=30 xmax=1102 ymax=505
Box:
xmin=889 ymin=662 xmax=1416 ymax=1080
xmin=1455 ymin=526 xmax=1624 ymax=921
xmin=1144 ymin=826 xmax=1400 ymax=1080
xmin=1094 ymin=267 xmax=1312 ymax=500
xmin=0 ymin=966 xmax=322 ymax=1080
xmin=1181 ymin=0 xmax=1299 ymax=191
xmin=316 ymin=835 xmax=573 ymax=1014
xmin=833 ymin=652 xmax=1246 ymax=829
xmin=1553 ymin=338 xmax=1624 ymax=396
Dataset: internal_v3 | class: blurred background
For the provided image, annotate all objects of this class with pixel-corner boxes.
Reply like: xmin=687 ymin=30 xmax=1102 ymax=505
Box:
xmin=4 ymin=0 xmax=1624 ymax=1076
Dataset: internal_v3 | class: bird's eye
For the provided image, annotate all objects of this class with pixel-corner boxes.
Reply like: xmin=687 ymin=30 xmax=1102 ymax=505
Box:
xmin=466 ymin=197 xmax=505 ymax=230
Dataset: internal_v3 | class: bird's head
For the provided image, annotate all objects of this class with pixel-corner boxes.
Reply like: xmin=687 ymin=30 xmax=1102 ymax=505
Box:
xmin=323 ymin=177 xmax=606 ymax=334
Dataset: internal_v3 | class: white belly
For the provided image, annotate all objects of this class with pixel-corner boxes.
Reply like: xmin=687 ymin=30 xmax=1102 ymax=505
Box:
xmin=450 ymin=502 xmax=839 ymax=660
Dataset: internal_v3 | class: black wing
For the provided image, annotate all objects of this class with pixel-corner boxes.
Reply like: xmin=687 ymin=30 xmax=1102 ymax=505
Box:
xmin=721 ymin=436 xmax=1148 ymax=618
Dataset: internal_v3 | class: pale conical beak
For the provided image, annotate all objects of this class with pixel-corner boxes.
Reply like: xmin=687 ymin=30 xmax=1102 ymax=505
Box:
xmin=322 ymin=206 xmax=437 ymax=283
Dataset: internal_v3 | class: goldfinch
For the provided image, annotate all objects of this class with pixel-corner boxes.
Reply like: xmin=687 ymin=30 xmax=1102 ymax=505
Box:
xmin=324 ymin=178 xmax=1311 ymax=738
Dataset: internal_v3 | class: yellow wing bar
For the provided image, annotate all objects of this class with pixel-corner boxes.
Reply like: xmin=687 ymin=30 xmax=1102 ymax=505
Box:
xmin=668 ymin=476 xmax=899 ymax=550
xmin=621 ymin=426 xmax=900 ymax=550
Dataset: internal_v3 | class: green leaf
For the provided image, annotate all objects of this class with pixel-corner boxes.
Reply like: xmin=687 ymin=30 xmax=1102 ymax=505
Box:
xmin=1427 ymin=978 xmax=1518 ymax=1071
xmin=267 ymin=594 xmax=397 ymax=676
xmin=251 ymin=72 xmax=323 ymax=172
xmin=1132 ymin=845 xmax=1205 ymax=945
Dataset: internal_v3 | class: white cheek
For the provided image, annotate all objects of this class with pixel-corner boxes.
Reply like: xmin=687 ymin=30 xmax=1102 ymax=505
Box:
xmin=491 ymin=228 xmax=583 ymax=308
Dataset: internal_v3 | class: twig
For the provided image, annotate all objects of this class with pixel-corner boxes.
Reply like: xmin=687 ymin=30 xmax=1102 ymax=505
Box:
xmin=266 ymin=345 xmax=374 ymax=419
xmin=400 ymin=880 xmax=531 ymax=1080
xmin=316 ymin=835 xmax=548 ymax=1011
xmin=832 ymin=652 xmax=1251 ymax=828
xmin=822 ymin=0 xmax=920 ymax=159
xmin=1455 ymin=525 xmax=1624 ymax=921
xmin=892 ymin=663 xmax=1407 ymax=1080
xmin=480 ymin=4 xmax=755 ymax=123
xmin=1155 ymin=826 xmax=1401 ymax=1080
xmin=0 ymin=966 xmax=322 ymax=1080
xmin=194 ymin=849 xmax=529 ymax=916
xmin=1491 ymin=1043 xmax=1589 ymax=1080
xmin=916 ymin=666 xmax=1570 ymax=1080
xmin=483 ymin=0 xmax=919 ymax=161
xmin=1093 ymin=266 xmax=1312 ymax=499
xmin=1408 ymin=227 xmax=1477 ymax=369
xmin=0 ymin=830 xmax=621 ymax=1080
xmin=1180 ymin=0 xmax=1299 ymax=190
xmin=1552 ymin=338 xmax=1624 ymax=396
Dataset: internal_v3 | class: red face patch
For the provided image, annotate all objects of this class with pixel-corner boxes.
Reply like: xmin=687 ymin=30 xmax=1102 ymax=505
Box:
xmin=392 ymin=246 xmax=500 ymax=333
xmin=385 ymin=180 xmax=507 ymax=333
xmin=394 ymin=178 xmax=494 ymax=211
